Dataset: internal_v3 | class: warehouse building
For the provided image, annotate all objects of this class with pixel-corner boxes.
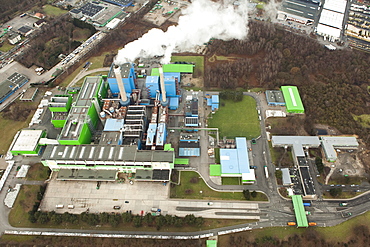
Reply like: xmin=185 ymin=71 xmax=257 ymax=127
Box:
xmin=10 ymin=130 xmax=46 ymax=156
xmin=70 ymin=3 xmax=105 ymax=20
xmin=0 ymin=73 xmax=29 ymax=103
xmin=316 ymin=0 xmax=348 ymax=41
xmin=266 ymin=90 xmax=286 ymax=106
xmin=42 ymin=144 xmax=174 ymax=181
xmin=281 ymin=86 xmax=305 ymax=113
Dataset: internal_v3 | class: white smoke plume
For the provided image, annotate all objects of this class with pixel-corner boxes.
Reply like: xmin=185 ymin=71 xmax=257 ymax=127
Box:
xmin=115 ymin=0 xmax=249 ymax=64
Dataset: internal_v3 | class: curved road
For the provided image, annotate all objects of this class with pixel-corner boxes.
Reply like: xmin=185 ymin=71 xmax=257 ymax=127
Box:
xmin=67 ymin=67 xmax=110 ymax=88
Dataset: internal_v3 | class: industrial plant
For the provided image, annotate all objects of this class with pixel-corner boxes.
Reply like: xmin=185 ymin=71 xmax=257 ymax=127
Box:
xmin=38 ymin=62 xmax=195 ymax=183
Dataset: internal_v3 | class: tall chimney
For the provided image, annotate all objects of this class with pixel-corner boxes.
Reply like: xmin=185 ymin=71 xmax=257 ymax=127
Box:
xmin=114 ymin=65 xmax=127 ymax=102
xmin=159 ymin=67 xmax=166 ymax=103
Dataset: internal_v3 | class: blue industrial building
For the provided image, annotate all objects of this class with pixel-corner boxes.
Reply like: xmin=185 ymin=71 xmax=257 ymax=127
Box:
xmin=99 ymin=118 xmax=125 ymax=145
xmin=103 ymin=118 xmax=124 ymax=131
xmin=0 ymin=73 xmax=29 ymax=103
xmin=207 ymin=95 xmax=219 ymax=111
xmin=156 ymin=123 xmax=167 ymax=147
xmin=164 ymin=72 xmax=180 ymax=97
xmin=108 ymin=63 xmax=136 ymax=96
xmin=266 ymin=90 xmax=286 ymax=106
xmin=219 ymin=137 xmax=255 ymax=183
xmin=145 ymin=76 xmax=160 ymax=98
xmin=146 ymin=123 xmax=157 ymax=146
xmin=169 ymin=97 xmax=179 ymax=110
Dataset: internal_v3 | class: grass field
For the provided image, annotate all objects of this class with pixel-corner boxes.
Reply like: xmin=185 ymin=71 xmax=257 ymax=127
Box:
xmin=0 ymin=41 xmax=14 ymax=52
xmin=0 ymin=114 xmax=33 ymax=154
xmin=222 ymin=177 xmax=241 ymax=185
xmin=171 ymin=56 xmax=204 ymax=78
xmin=9 ymin=185 xmax=41 ymax=227
xmin=43 ymin=5 xmax=67 ymax=17
xmin=26 ymin=163 xmax=50 ymax=181
xmin=170 ymin=171 xmax=267 ymax=201
xmin=208 ymin=96 xmax=260 ymax=139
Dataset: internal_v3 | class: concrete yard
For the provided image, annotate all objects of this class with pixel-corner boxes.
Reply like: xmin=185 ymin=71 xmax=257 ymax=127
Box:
xmin=40 ymin=174 xmax=261 ymax=219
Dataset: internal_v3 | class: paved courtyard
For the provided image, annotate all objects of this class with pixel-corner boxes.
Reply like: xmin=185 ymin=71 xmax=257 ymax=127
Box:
xmin=40 ymin=173 xmax=261 ymax=219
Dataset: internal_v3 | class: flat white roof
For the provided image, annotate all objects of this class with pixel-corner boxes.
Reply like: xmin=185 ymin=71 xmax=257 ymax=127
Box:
xmin=11 ymin=130 xmax=43 ymax=151
xmin=316 ymin=23 xmax=341 ymax=38
xmin=319 ymin=9 xmax=344 ymax=29
xmin=323 ymin=0 xmax=347 ymax=14
xmin=242 ymin=169 xmax=255 ymax=181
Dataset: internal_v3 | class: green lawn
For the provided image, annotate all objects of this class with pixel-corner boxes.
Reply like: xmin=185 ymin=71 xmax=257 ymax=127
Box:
xmin=9 ymin=185 xmax=41 ymax=227
xmin=26 ymin=163 xmax=50 ymax=181
xmin=0 ymin=114 xmax=33 ymax=154
xmin=208 ymin=96 xmax=260 ymax=139
xmin=43 ymin=5 xmax=67 ymax=17
xmin=171 ymin=56 xmax=204 ymax=78
xmin=222 ymin=177 xmax=241 ymax=185
xmin=170 ymin=171 xmax=267 ymax=201
xmin=0 ymin=41 xmax=14 ymax=52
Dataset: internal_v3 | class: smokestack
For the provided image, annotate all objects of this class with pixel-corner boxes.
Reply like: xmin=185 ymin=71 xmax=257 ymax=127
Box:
xmin=159 ymin=67 xmax=166 ymax=103
xmin=114 ymin=65 xmax=127 ymax=102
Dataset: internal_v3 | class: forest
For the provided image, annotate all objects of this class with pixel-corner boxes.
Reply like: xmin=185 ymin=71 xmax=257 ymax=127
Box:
xmin=204 ymin=21 xmax=370 ymax=145
xmin=16 ymin=16 xmax=96 ymax=69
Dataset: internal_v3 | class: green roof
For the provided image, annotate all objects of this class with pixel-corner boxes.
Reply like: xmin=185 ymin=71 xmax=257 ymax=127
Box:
xmin=292 ymin=195 xmax=308 ymax=227
xmin=174 ymin=158 xmax=189 ymax=165
xmin=210 ymin=164 xmax=221 ymax=176
xmin=151 ymin=64 xmax=194 ymax=76
xmin=206 ymin=240 xmax=217 ymax=247
xmin=164 ymin=144 xmax=174 ymax=151
xmin=281 ymin=86 xmax=305 ymax=113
